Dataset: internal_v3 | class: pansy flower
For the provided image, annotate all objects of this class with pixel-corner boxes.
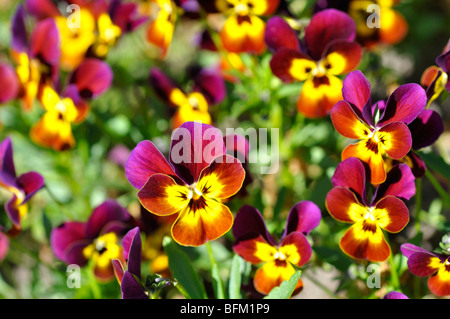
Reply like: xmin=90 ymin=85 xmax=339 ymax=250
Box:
xmin=30 ymin=58 xmax=112 ymax=151
xmin=315 ymin=0 xmax=408 ymax=48
xmin=232 ymin=202 xmax=321 ymax=295
xmin=198 ymin=0 xmax=280 ymax=54
xmin=10 ymin=5 xmax=60 ymax=110
xmin=421 ymin=39 xmax=450 ymax=107
xmin=0 ymin=228 xmax=9 ymax=262
xmin=383 ymin=291 xmax=409 ymax=299
xmin=0 ymin=63 xmax=19 ymax=104
xmin=326 ymin=157 xmax=414 ymax=262
xmin=125 ymin=121 xmax=246 ymax=246
xmin=112 ymin=227 xmax=148 ymax=299
xmin=265 ymin=9 xmax=362 ymax=118
xmin=401 ymin=239 xmax=450 ymax=297
xmin=0 ymin=137 xmax=45 ymax=234
xmin=149 ymin=67 xmax=226 ymax=129
xmin=330 ymin=70 xmax=427 ymax=185
xmin=51 ymin=199 xmax=133 ymax=281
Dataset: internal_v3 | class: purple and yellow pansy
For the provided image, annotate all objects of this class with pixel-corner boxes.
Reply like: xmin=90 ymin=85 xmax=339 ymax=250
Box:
xmin=232 ymin=201 xmax=321 ymax=295
xmin=330 ymin=70 xmax=427 ymax=185
xmin=326 ymin=157 xmax=414 ymax=262
xmin=50 ymin=199 xmax=133 ymax=281
xmin=401 ymin=241 xmax=450 ymax=297
xmin=0 ymin=137 xmax=45 ymax=234
xmin=265 ymin=9 xmax=362 ymax=118
xmin=125 ymin=121 xmax=245 ymax=247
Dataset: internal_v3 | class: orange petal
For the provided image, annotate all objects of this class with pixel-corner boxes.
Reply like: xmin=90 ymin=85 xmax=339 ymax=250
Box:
xmin=253 ymin=260 xmax=302 ymax=295
xmin=220 ymin=15 xmax=266 ymax=54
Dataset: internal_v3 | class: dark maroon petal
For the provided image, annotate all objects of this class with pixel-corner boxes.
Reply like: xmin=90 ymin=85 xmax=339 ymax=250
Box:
xmin=377 ymin=83 xmax=427 ymax=127
xmin=223 ymin=134 xmax=250 ymax=162
xmin=125 ymin=140 xmax=176 ymax=190
xmin=169 ymin=122 xmax=226 ymax=184
xmin=25 ymin=0 xmax=61 ymax=20
xmin=11 ymin=6 xmax=28 ymax=53
xmin=30 ymin=18 xmax=60 ymax=66
xmin=121 ymin=271 xmax=147 ymax=299
xmin=0 ymin=63 xmax=19 ymax=104
xmin=383 ymin=291 xmax=409 ymax=299
xmin=85 ymin=200 xmax=130 ymax=239
xmin=408 ymin=109 xmax=444 ymax=150
xmin=408 ymin=151 xmax=426 ymax=178
xmin=324 ymin=40 xmax=362 ymax=73
xmin=122 ymin=227 xmax=141 ymax=279
xmin=17 ymin=171 xmax=45 ymax=204
xmin=70 ymin=59 xmax=113 ymax=99
xmin=233 ymin=205 xmax=276 ymax=247
xmin=149 ymin=68 xmax=179 ymax=106
xmin=331 ymin=157 xmax=368 ymax=204
xmin=372 ymin=163 xmax=415 ymax=204
xmin=304 ymin=9 xmax=356 ymax=60
xmin=193 ymin=68 xmax=226 ymax=105
xmin=196 ymin=0 xmax=220 ymax=13
xmin=64 ymin=240 xmax=90 ymax=266
xmin=283 ymin=201 xmax=321 ymax=237
xmin=436 ymin=49 xmax=450 ymax=74
xmin=269 ymin=48 xmax=313 ymax=83
xmin=50 ymin=221 xmax=86 ymax=263
xmin=407 ymin=252 xmax=441 ymax=277
xmin=400 ymin=243 xmax=431 ymax=258
xmin=109 ymin=0 xmax=148 ymax=33
xmin=264 ymin=16 xmax=300 ymax=52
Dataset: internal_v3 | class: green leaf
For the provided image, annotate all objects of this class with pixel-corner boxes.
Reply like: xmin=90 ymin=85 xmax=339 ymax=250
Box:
xmin=228 ymin=254 xmax=244 ymax=299
xmin=162 ymin=236 xmax=207 ymax=299
xmin=264 ymin=270 xmax=302 ymax=299
xmin=419 ymin=151 xmax=450 ymax=181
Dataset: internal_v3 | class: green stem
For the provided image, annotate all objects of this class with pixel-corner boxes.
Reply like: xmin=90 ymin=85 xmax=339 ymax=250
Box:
xmin=302 ymin=271 xmax=338 ymax=299
xmin=206 ymin=242 xmax=225 ymax=299
xmin=425 ymin=169 xmax=450 ymax=205
xmin=86 ymin=262 xmax=102 ymax=299
xmin=414 ymin=178 xmax=422 ymax=233
xmin=388 ymin=253 xmax=400 ymax=291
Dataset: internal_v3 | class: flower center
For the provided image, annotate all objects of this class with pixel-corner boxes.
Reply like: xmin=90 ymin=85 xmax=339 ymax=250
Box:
xmin=234 ymin=3 xmax=249 ymax=15
xmin=274 ymin=250 xmax=287 ymax=261
xmin=188 ymin=183 xmax=203 ymax=201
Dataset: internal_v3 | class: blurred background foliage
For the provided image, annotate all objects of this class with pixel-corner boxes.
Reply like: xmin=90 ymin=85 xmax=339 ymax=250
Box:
xmin=0 ymin=0 xmax=449 ymax=299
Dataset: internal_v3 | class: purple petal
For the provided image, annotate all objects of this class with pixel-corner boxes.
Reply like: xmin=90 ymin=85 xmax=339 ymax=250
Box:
xmin=64 ymin=240 xmax=90 ymax=266
xmin=169 ymin=122 xmax=226 ymax=184
xmin=121 ymin=227 xmax=141 ymax=279
xmin=112 ymin=259 xmax=125 ymax=283
xmin=125 ymin=140 xmax=177 ymax=190
xmin=11 ymin=6 xmax=28 ymax=53
xmin=193 ymin=68 xmax=226 ymax=105
xmin=400 ymin=243 xmax=431 ymax=258
xmin=383 ymin=291 xmax=409 ymax=299
xmin=149 ymin=67 xmax=179 ymax=106
xmin=30 ymin=18 xmax=60 ymax=66
xmin=121 ymin=271 xmax=147 ymax=299
xmin=342 ymin=70 xmax=373 ymax=124
xmin=407 ymin=252 xmax=441 ymax=277
xmin=5 ymin=195 xmax=21 ymax=227
xmin=408 ymin=109 xmax=444 ymax=150
xmin=69 ymin=59 xmax=113 ymax=99
xmin=372 ymin=164 xmax=415 ymax=204
xmin=436 ymin=49 xmax=450 ymax=74
xmin=232 ymin=205 xmax=276 ymax=246
xmin=304 ymin=9 xmax=356 ymax=60
xmin=331 ymin=157 xmax=368 ymax=204
xmin=50 ymin=221 xmax=86 ymax=263
xmin=223 ymin=134 xmax=250 ymax=163
xmin=377 ymin=84 xmax=427 ymax=127
xmin=264 ymin=16 xmax=300 ymax=52
xmin=0 ymin=232 xmax=9 ymax=262
xmin=0 ymin=137 xmax=17 ymax=188
xmin=17 ymin=171 xmax=45 ymax=204
xmin=0 ymin=63 xmax=19 ymax=103
xmin=283 ymin=201 xmax=321 ymax=237
xmin=109 ymin=0 xmax=148 ymax=33
xmin=407 ymin=151 xmax=427 ymax=178
xmin=85 ymin=200 xmax=130 ymax=239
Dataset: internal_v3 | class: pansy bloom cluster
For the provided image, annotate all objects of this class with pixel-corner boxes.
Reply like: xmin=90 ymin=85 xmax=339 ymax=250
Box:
xmin=0 ymin=0 xmax=448 ymax=302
